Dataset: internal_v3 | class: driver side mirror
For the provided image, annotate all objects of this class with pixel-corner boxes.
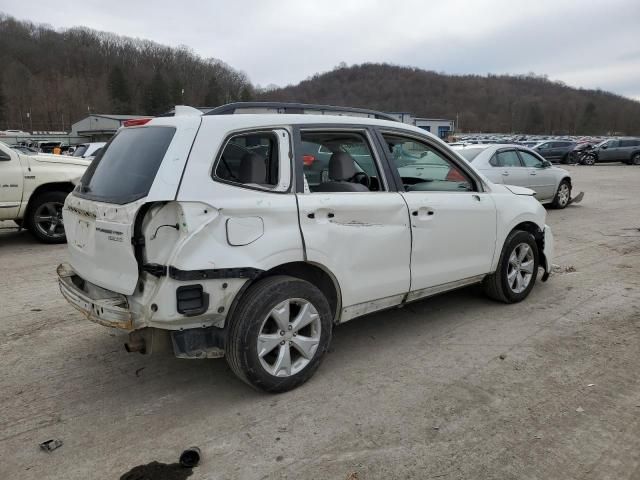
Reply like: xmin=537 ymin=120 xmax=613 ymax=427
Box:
xmin=542 ymin=160 xmax=552 ymax=168
xmin=600 ymin=145 xmax=608 ymax=149
xmin=0 ymin=150 xmax=11 ymax=161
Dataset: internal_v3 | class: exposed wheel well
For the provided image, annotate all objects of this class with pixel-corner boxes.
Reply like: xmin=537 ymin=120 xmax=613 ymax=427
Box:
xmin=511 ymin=221 xmax=545 ymax=261
xmin=264 ymin=262 xmax=341 ymax=322
xmin=560 ymin=176 xmax=572 ymax=187
xmin=23 ymin=182 xmax=75 ymax=219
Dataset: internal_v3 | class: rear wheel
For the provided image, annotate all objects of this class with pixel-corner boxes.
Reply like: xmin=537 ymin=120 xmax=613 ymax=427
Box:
xmin=226 ymin=275 xmax=332 ymax=392
xmin=26 ymin=191 xmax=68 ymax=243
xmin=551 ymin=180 xmax=571 ymax=209
xmin=631 ymin=153 xmax=640 ymax=165
xmin=483 ymin=230 xmax=539 ymax=303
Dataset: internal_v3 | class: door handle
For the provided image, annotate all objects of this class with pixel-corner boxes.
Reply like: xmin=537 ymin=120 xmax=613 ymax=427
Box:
xmin=307 ymin=211 xmax=335 ymax=220
xmin=502 ymin=171 xmax=509 ymax=176
xmin=412 ymin=209 xmax=434 ymax=217
xmin=530 ymin=171 xmax=537 ymax=176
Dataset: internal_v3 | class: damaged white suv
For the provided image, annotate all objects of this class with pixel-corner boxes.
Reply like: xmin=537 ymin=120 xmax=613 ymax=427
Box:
xmin=58 ymin=103 xmax=554 ymax=392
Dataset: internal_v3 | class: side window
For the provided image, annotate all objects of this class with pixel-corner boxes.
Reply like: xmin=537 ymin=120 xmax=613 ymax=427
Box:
xmin=382 ymin=134 xmax=474 ymax=192
xmin=495 ymin=150 xmax=522 ymax=167
xmin=214 ymin=132 xmax=280 ymax=189
xmin=300 ymin=131 xmax=384 ymax=192
xmin=519 ymin=150 xmax=543 ymax=167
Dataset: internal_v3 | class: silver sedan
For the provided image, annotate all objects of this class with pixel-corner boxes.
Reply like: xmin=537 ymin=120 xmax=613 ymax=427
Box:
xmin=453 ymin=144 xmax=577 ymax=208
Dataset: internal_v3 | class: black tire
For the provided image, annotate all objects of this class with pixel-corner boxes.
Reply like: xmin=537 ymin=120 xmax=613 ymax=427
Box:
xmin=25 ymin=191 xmax=68 ymax=243
xmin=483 ymin=230 xmax=539 ymax=304
xmin=631 ymin=153 xmax=640 ymax=165
xmin=225 ymin=275 xmax=333 ymax=393
xmin=551 ymin=179 xmax=571 ymax=209
xmin=581 ymin=154 xmax=596 ymax=166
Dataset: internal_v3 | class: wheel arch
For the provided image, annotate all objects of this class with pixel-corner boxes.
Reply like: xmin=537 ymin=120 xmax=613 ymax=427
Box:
xmin=23 ymin=182 xmax=75 ymax=220
xmin=226 ymin=261 xmax=342 ymax=326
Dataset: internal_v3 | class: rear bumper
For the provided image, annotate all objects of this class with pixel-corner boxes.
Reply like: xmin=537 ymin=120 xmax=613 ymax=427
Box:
xmin=57 ymin=263 xmax=134 ymax=330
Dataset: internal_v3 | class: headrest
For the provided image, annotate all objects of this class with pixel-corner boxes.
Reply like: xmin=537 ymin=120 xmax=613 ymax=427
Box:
xmin=239 ymin=153 xmax=267 ymax=184
xmin=328 ymin=152 xmax=357 ymax=181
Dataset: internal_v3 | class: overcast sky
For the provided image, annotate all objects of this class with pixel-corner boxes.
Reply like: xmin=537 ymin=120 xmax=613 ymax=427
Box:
xmin=3 ymin=0 xmax=640 ymax=100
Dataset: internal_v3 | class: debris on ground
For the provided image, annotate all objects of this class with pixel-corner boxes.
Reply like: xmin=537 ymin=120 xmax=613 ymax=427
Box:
xmin=552 ymin=264 xmax=577 ymax=273
xmin=499 ymin=354 xmax=507 ymax=360
xmin=345 ymin=472 xmax=360 ymax=480
xmin=576 ymin=407 xmax=585 ymax=413
xmin=135 ymin=367 xmax=145 ymax=377
xmin=179 ymin=447 xmax=201 ymax=468
xmin=39 ymin=439 xmax=63 ymax=452
xmin=587 ymin=384 xmax=595 ymax=387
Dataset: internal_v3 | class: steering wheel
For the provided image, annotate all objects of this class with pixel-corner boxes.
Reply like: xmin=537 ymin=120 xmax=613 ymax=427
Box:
xmin=350 ymin=171 xmax=371 ymax=188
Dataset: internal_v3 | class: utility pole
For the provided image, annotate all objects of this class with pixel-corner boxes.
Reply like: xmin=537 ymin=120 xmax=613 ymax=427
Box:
xmin=27 ymin=110 xmax=33 ymax=133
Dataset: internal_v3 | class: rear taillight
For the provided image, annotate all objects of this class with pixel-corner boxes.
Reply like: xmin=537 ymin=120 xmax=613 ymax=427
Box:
xmin=446 ymin=168 xmax=466 ymax=182
xmin=303 ymin=155 xmax=316 ymax=166
xmin=123 ymin=118 xmax=152 ymax=127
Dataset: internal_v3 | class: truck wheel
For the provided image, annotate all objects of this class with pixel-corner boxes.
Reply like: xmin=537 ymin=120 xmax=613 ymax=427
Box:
xmin=26 ymin=191 xmax=68 ymax=243
xmin=551 ymin=180 xmax=571 ymax=209
xmin=483 ymin=230 xmax=539 ymax=304
xmin=226 ymin=275 xmax=333 ymax=392
xmin=632 ymin=153 xmax=640 ymax=165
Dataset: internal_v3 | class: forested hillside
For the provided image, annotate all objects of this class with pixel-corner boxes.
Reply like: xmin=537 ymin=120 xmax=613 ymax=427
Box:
xmin=2 ymin=13 xmax=639 ymax=135
xmin=260 ymin=63 xmax=640 ymax=135
xmin=0 ymin=14 xmax=253 ymax=131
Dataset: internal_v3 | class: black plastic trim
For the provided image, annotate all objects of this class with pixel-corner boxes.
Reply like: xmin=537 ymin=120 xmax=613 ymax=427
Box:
xmin=203 ymin=102 xmax=399 ymax=122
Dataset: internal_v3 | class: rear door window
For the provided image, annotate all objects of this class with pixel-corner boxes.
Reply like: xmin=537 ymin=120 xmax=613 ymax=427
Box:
xmin=494 ymin=150 xmax=522 ymax=167
xmin=77 ymin=126 xmax=175 ymax=204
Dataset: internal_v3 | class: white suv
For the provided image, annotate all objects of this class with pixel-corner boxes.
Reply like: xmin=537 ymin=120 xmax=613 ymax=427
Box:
xmin=58 ymin=103 xmax=554 ymax=392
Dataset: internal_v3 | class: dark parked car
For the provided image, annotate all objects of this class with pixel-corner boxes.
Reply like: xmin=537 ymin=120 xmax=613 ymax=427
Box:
xmin=593 ymin=138 xmax=640 ymax=165
xmin=533 ymin=140 xmax=577 ymax=164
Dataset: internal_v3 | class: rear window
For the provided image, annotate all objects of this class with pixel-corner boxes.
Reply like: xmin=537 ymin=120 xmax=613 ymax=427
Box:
xmin=77 ymin=126 xmax=175 ymax=204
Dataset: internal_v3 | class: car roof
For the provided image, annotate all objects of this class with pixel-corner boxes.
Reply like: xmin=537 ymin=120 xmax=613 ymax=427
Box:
xmin=154 ymin=113 xmax=443 ymax=143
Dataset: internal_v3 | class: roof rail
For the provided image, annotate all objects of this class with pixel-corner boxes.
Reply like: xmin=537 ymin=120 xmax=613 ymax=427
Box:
xmin=202 ymin=102 xmax=398 ymax=122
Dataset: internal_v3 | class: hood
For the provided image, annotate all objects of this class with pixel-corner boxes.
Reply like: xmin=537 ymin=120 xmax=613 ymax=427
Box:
xmin=504 ymin=184 xmax=536 ymax=196
xmin=27 ymin=153 xmax=92 ymax=167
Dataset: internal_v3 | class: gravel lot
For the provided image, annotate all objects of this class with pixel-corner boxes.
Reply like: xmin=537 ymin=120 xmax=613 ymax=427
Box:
xmin=1 ymin=165 xmax=639 ymax=480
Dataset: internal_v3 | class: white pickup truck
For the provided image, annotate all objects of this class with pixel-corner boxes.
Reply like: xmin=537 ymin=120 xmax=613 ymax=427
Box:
xmin=0 ymin=141 xmax=90 ymax=243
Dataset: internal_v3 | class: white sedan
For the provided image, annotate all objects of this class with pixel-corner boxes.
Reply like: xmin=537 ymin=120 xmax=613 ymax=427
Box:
xmin=453 ymin=144 xmax=577 ymax=208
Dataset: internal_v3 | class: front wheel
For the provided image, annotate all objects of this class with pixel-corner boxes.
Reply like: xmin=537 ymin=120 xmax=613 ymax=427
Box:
xmin=631 ymin=153 xmax=640 ymax=165
xmin=581 ymin=154 xmax=596 ymax=166
xmin=225 ymin=276 xmax=333 ymax=392
xmin=483 ymin=230 xmax=539 ymax=303
xmin=551 ymin=180 xmax=571 ymax=209
xmin=25 ymin=191 xmax=68 ymax=243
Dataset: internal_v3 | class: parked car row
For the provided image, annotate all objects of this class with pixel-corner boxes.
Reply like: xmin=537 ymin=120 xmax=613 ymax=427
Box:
xmin=453 ymin=134 xmax=640 ymax=166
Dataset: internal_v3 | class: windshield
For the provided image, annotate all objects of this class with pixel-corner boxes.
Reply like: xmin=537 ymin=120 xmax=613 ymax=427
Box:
xmin=457 ymin=148 xmax=486 ymax=162
xmin=76 ymin=126 xmax=175 ymax=204
xmin=73 ymin=145 xmax=89 ymax=157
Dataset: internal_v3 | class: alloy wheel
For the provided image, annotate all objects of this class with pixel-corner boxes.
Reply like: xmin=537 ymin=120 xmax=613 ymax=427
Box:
xmin=33 ymin=201 xmax=65 ymax=240
xmin=257 ymin=298 xmax=321 ymax=377
xmin=507 ymin=243 xmax=534 ymax=294
xmin=557 ymin=183 xmax=570 ymax=207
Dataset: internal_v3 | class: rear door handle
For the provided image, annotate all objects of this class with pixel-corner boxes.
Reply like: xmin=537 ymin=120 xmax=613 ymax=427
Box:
xmin=502 ymin=171 xmax=509 ymax=176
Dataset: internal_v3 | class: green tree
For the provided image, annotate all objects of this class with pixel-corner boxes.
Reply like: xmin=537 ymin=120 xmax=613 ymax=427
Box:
xmin=0 ymin=80 xmax=6 ymax=126
xmin=203 ymin=75 xmax=223 ymax=106
xmin=107 ymin=65 xmax=131 ymax=113
xmin=239 ymin=84 xmax=253 ymax=102
xmin=143 ymin=71 xmax=171 ymax=115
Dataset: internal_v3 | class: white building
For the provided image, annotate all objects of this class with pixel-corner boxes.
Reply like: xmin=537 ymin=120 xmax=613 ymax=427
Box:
xmin=388 ymin=112 xmax=455 ymax=139
xmin=70 ymin=114 xmax=149 ymax=141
